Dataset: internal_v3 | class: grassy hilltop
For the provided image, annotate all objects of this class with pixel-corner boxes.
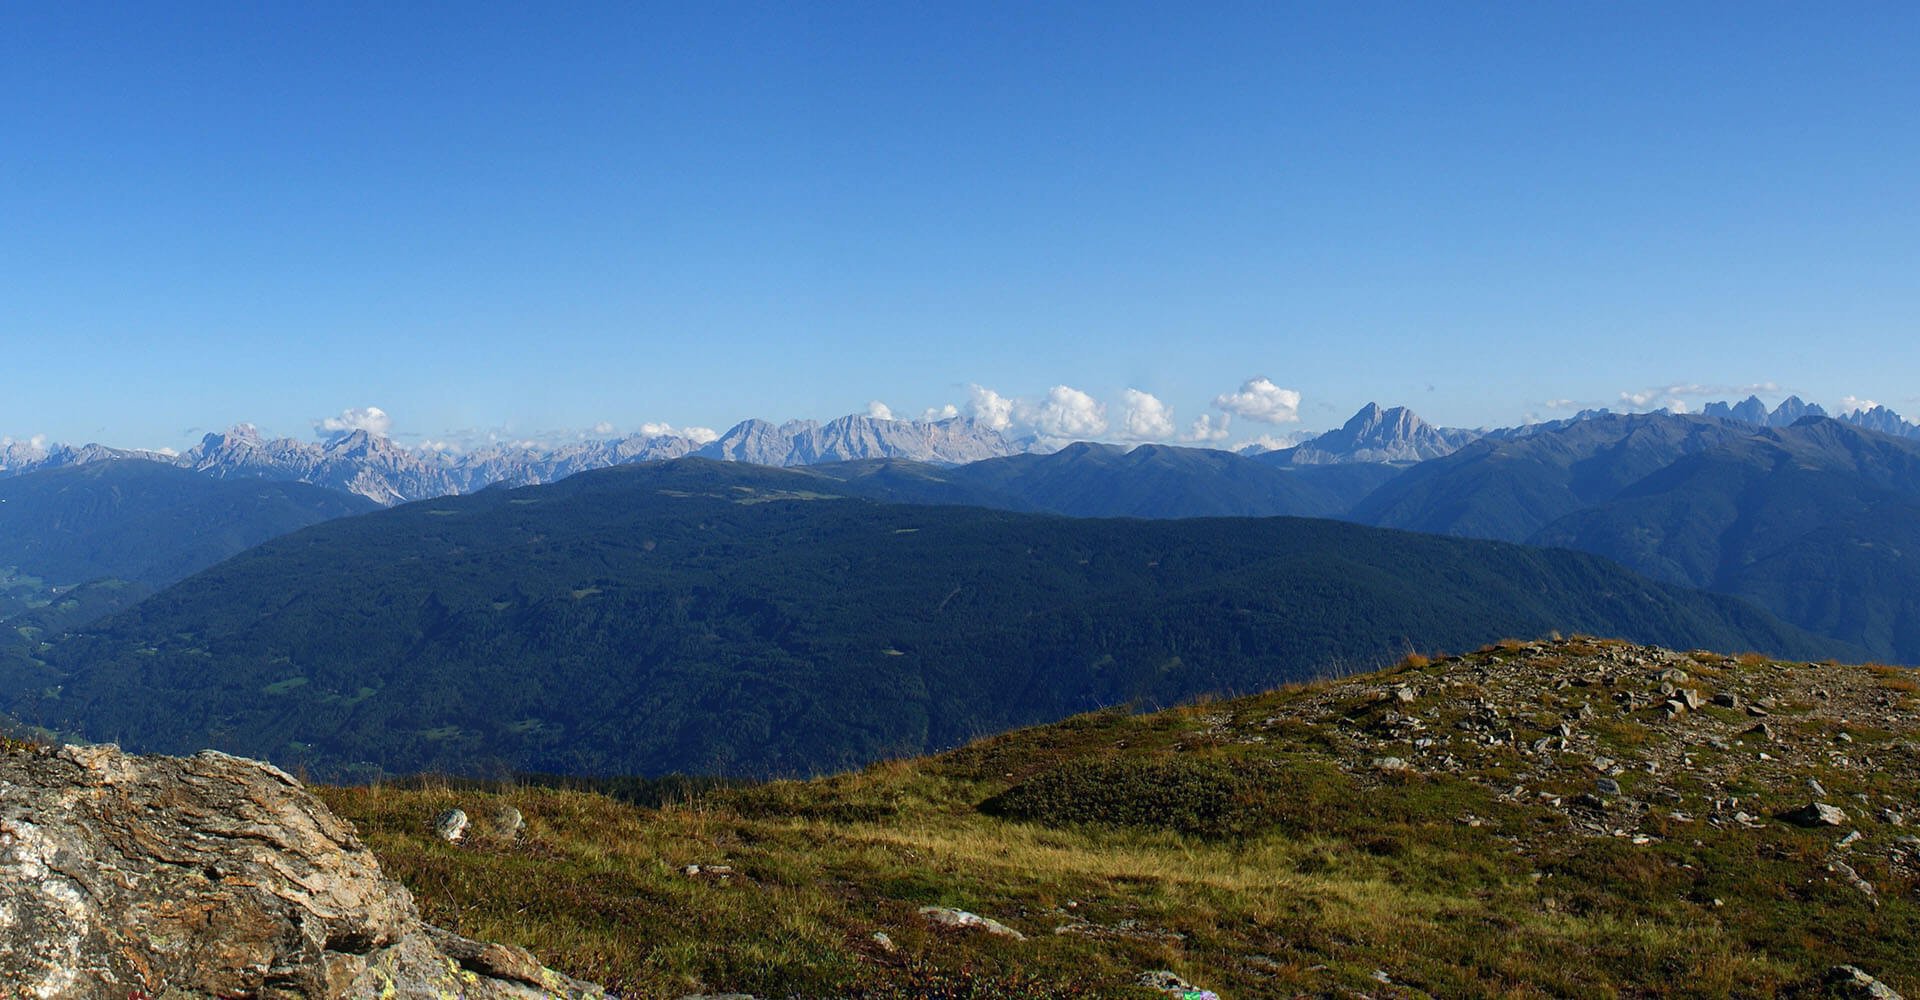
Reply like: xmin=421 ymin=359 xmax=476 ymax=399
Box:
xmin=321 ymin=637 xmax=1920 ymax=999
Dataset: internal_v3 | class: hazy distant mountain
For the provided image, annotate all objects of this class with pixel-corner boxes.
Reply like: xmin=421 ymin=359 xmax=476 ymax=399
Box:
xmin=0 ymin=440 xmax=166 ymax=476
xmin=1696 ymin=394 xmax=1920 ymax=439
xmin=1839 ymin=404 xmax=1920 ymax=439
xmin=698 ymin=414 xmax=1019 ymax=467
xmin=1701 ymin=394 xmax=1828 ymax=427
xmin=1350 ymin=412 xmax=1754 ymax=541
xmin=1260 ymin=403 xmax=1481 ymax=467
xmin=0 ymin=460 xmax=375 ymax=627
xmin=1530 ymin=418 xmax=1920 ymax=661
xmin=174 ymin=423 xmax=704 ymax=505
xmin=0 ymin=413 xmax=1021 ymax=506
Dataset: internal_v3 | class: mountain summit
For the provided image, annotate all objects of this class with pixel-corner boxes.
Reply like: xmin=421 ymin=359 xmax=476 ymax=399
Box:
xmin=1263 ymin=402 xmax=1480 ymax=466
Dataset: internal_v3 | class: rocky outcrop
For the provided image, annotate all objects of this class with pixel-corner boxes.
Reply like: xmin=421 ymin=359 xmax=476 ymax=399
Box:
xmin=0 ymin=742 xmax=602 ymax=999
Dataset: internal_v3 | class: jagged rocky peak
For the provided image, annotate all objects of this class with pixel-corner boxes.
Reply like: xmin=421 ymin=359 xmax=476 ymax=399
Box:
xmin=1269 ymin=402 xmax=1480 ymax=465
xmin=0 ymin=740 xmax=604 ymax=999
xmin=700 ymin=413 xmax=1020 ymax=467
xmin=1703 ymin=395 xmax=1829 ymax=428
xmin=1840 ymin=404 xmax=1920 ymax=440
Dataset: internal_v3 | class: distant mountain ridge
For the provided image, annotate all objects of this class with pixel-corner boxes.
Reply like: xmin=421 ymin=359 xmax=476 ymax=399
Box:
xmin=699 ymin=414 xmax=1019 ymax=466
xmin=9 ymin=398 xmax=1917 ymax=509
xmin=1 ymin=414 xmax=1022 ymax=506
xmin=1703 ymin=393 xmax=1920 ymax=439
xmin=0 ymin=461 xmax=376 ymax=630
xmin=1340 ymin=410 xmax=1920 ymax=662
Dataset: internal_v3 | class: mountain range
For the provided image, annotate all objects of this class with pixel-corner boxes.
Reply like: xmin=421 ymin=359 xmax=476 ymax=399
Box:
xmin=6 ymin=399 xmax=1919 ymax=509
xmin=0 ymin=402 xmax=1484 ymax=506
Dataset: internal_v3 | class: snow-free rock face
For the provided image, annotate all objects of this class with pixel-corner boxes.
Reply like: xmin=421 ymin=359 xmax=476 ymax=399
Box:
xmin=1702 ymin=394 xmax=1832 ymax=428
xmin=0 ymin=742 xmax=602 ymax=999
xmin=699 ymin=415 xmax=1019 ymax=467
xmin=1267 ymin=403 xmax=1480 ymax=466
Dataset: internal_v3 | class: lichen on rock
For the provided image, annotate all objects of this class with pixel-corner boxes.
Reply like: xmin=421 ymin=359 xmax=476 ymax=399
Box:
xmin=0 ymin=741 xmax=602 ymax=999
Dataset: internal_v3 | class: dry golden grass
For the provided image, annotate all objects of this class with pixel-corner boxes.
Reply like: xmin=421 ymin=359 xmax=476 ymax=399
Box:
xmin=318 ymin=640 xmax=1920 ymax=999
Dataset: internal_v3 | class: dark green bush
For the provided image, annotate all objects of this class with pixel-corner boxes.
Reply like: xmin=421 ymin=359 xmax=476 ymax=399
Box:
xmin=980 ymin=756 xmax=1290 ymax=837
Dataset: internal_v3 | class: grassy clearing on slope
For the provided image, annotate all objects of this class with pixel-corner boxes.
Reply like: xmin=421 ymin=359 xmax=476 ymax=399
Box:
xmin=320 ymin=640 xmax=1920 ymax=999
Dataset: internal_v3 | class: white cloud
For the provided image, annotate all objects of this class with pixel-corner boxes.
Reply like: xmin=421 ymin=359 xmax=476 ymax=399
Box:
xmin=1026 ymin=384 xmax=1108 ymax=440
xmin=1212 ymin=377 xmax=1302 ymax=424
xmin=2 ymin=434 xmax=50 ymax=453
xmin=1617 ymin=381 xmax=1780 ymax=412
xmin=921 ymin=403 xmax=960 ymax=421
xmin=1236 ymin=429 xmax=1314 ymax=454
xmin=316 ymin=406 xmax=393 ymax=439
xmin=1184 ymin=413 xmax=1231 ymax=443
xmin=1119 ymin=388 xmax=1176 ymax=440
xmin=866 ymin=400 xmax=895 ymax=421
xmin=635 ymin=421 xmax=720 ymax=444
xmin=966 ymin=384 xmax=1016 ymax=432
xmin=1839 ymin=395 xmax=1880 ymax=414
xmin=591 ymin=421 xmax=616 ymax=436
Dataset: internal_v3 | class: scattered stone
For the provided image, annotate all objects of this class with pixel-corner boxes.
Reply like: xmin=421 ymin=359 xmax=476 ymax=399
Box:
xmin=1784 ymin=802 xmax=1849 ymax=827
xmin=1394 ymin=685 xmax=1417 ymax=703
xmin=1829 ymin=860 xmax=1879 ymax=905
xmin=1712 ymin=692 xmax=1741 ymax=710
xmin=1372 ymin=756 xmax=1412 ymax=772
xmin=1137 ymin=970 xmax=1220 ymax=999
xmin=1838 ymin=830 xmax=1863 ymax=848
xmin=1596 ymin=777 xmax=1623 ymax=797
xmin=871 ymin=931 xmax=897 ymax=954
xmin=1652 ymin=668 xmax=1690 ymax=683
xmin=1809 ymin=778 xmax=1829 ymax=797
xmin=1825 ymin=966 xmax=1903 ymax=1000
xmin=920 ymin=906 xmax=1025 ymax=940
xmin=1745 ymin=722 xmax=1775 ymax=741
xmin=491 ymin=804 xmax=526 ymax=839
xmin=434 ymin=807 xmax=470 ymax=843
xmin=1680 ymin=689 xmax=1706 ymax=711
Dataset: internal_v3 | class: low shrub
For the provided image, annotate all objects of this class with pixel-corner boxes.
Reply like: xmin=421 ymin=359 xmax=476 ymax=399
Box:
xmin=980 ymin=756 xmax=1290 ymax=838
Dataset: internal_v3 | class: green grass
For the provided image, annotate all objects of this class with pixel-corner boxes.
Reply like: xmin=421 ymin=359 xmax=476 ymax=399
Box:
xmin=318 ymin=639 xmax=1920 ymax=999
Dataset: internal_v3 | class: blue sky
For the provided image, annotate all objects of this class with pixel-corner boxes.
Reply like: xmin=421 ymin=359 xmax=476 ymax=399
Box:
xmin=3 ymin=2 xmax=1916 ymax=451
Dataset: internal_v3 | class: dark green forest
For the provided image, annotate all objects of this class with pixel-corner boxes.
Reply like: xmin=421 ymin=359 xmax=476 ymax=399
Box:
xmin=16 ymin=459 xmax=1848 ymax=780
xmin=0 ymin=460 xmax=374 ymax=623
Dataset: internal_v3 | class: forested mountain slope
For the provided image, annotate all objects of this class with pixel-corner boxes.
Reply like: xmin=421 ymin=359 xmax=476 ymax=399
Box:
xmin=19 ymin=459 xmax=1848 ymax=780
